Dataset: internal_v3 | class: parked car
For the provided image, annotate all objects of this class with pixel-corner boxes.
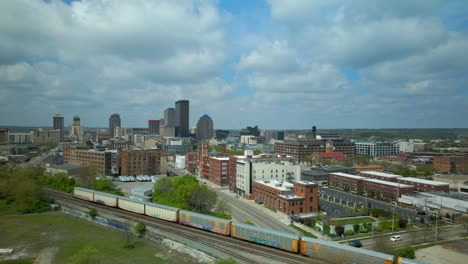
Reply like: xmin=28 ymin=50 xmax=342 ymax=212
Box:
xmin=349 ymin=240 xmax=362 ymax=248
xmin=390 ymin=235 xmax=402 ymax=242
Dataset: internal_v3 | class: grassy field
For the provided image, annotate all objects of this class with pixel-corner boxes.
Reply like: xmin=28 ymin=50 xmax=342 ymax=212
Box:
xmin=289 ymin=225 xmax=317 ymax=238
xmin=334 ymin=217 xmax=375 ymax=226
xmin=0 ymin=212 xmax=197 ymax=264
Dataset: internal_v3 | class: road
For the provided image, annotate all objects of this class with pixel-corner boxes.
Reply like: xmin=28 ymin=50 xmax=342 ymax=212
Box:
xmin=360 ymin=224 xmax=467 ymax=252
xmin=167 ymin=163 xmax=299 ymax=234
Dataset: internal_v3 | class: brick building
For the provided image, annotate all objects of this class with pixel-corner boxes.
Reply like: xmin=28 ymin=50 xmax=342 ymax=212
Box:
xmin=31 ymin=129 xmax=61 ymax=144
xmin=0 ymin=128 xmax=8 ymax=143
xmin=252 ymin=180 xmax=319 ymax=216
xmin=433 ymin=156 xmax=468 ymax=174
xmin=63 ymin=148 xmax=111 ymax=175
xmin=119 ymin=148 xmax=167 ymax=176
xmin=209 ymin=157 xmax=229 ymax=186
xmin=353 ymin=164 xmax=384 ymax=174
xmin=184 ymin=152 xmax=198 ymax=173
xmin=329 ymin=172 xmax=414 ymax=200
xmin=359 ymin=171 xmax=401 ymax=182
xmin=397 ymin=177 xmax=449 ymax=192
xmin=329 ymin=173 xmax=366 ymax=193
xmin=274 ymin=139 xmax=355 ymax=161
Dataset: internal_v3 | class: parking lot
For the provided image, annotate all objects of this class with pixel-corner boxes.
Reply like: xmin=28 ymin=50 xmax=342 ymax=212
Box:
xmin=319 ymin=188 xmax=429 ymax=223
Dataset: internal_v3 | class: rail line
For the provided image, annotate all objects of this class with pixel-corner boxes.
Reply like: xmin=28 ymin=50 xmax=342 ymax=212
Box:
xmin=45 ymin=189 xmax=317 ymax=264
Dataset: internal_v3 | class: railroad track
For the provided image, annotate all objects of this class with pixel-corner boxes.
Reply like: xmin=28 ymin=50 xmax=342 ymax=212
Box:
xmin=45 ymin=189 xmax=318 ymax=264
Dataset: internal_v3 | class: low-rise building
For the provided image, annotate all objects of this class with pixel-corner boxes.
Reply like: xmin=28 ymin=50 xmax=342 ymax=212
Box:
xmin=301 ymin=165 xmax=356 ymax=184
xmin=63 ymin=148 xmax=111 ymax=175
xmin=45 ymin=164 xmax=82 ymax=176
xmin=209 ymin=157 xmax=229 ymax=186
xmin=359 ymin=171 xmax=401 ymax=182
xmin=119 ymin=148 xmax=167 ymax=176
xmin=397 ymin=177 xmax=449 ymax=192
xmin=355 ymin=142 xmax=398 ymax=157
xmin=185 ymin=152 xmax=198 ymax=173
xmin=175 ymin=155 xmax=185 ymax=169
xmin=353 ymin=164 xmax=384 ymax=173
xmin=433 ymin=156 xmax=468 ymax=174
xmin=31 ymin=129 xmax=61 ymax=144
xmin=252 ymin=180 xmax=319 ymax=216
xmin=8 ymin=133 xmax=32 ymax=143
xmin=329 ymin=173 xmax=366 ymax=193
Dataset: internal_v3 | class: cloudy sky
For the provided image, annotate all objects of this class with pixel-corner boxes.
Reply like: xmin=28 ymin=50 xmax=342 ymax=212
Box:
xmin=1 ymin=0 xmax=467 ymax=129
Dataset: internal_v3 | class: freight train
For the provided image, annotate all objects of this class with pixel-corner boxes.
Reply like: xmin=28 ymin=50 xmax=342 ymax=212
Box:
xmin=73 ymin=187 xmax=422 ymax=264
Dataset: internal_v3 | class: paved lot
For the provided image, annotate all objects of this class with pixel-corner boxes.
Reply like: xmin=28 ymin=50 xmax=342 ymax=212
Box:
xmin=114 ymin=180 xmax=155 ymax=196
xmin=319 ymin=188 xmax=429 ymax=224
xmin=416 ymin=240 xmax=468 ymax=264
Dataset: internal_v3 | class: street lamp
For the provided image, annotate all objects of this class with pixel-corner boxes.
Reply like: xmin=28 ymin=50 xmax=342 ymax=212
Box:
xmin=392 ymin=207 xmax=395 ymax=234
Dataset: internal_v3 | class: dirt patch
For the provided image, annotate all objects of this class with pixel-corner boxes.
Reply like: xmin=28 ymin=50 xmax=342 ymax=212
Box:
xmin=416 ymin=242 xmax=467 ymax=264
xmin=34 ymin=247 xmax=58 ymax=264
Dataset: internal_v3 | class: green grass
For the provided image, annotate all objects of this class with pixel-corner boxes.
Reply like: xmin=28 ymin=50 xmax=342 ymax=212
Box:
xmin=244 ymin=221 xmax=255 ymax=226
xmin=0 ymin=213 xmax=195 ymax=264
xmin=334 ymin=217 xmax=375 ymax=226
xmin=264 ymin=206 xmax=276 ymax=212
xmin=289 ymin=225 xmax=317 ymax=238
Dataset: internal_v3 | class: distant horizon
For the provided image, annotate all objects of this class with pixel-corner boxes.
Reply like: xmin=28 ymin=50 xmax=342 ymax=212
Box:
xmin=2 ymin=125 xmax=468 ymax=131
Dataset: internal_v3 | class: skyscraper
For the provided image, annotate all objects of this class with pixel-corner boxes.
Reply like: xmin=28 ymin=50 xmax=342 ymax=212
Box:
xmin=175 ymin=100 xmax=189 ymax=137
xmin=196 ymin=114 xmax=213 ymax=140
xmin=69 ymin=115 xmax=83 ymax=142
xmin=148 ymin=120 xmax=160 ymax=135
xmin=109 ymin=113 xmax=121 ymax=138
xmin=164 ymin=108 xmax=175 ymax=127
xmin=53 ymin=114 xmax=64 ymax=142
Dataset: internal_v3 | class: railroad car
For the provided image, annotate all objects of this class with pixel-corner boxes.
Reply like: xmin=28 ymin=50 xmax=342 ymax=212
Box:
xmin=231 ymin=222 xmax=300 ymax=253
xmin=74 ymin=187 xmax=94 ymax=201
xmin=93 ymin=190 xmax=118 ymax=207
xmin=178 ymin=210 xmax=231 ymax=235
xmin=144 ymin=202 xmax=179 ymax=222
xmin=118 ymin=196 xmax=145 ymax=214
xmin=300 ymin=237 xmax=394 ymax=264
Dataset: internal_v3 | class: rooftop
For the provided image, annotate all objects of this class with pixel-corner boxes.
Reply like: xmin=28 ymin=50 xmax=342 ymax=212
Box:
xmin=48 ymin=163 xmax=81 ymax=170
xmin=424 ymin=192 xmax=468 ymax=201
xmin=361 ymin=171 xmax=401 ymax=179
xmin=330 ymin=172 xmax=366 ymax=180
xmin=398 ymin=177 xmax=449 ymax=186
xmin=363 ymin=178 xmax=413 ymax=188
xmin=255 ymin=180 xmax=290 ymax=191
xmin=211 ymin=157 xmax=230 ymax=161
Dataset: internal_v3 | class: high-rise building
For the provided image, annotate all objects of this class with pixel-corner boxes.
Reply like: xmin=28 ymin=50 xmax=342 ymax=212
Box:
xmin=53 ymin=114 xmax=65 ymax=142
xmin=69 ymin=115 xmax=84 ymax=142
xmin=109 ymin=113 xmax=121 ymax=139
xmin=175 ymin=100 xmax=189 ymax=137
xmin=164 ymin=108 xmax=175 ymax=127
xmin=148 ymin=120 xmax=160 ymax=135
xmin=0 ymin=128 xmax=9 ymax=143
xmin=196 ymin=114 xmax=213 ymax=140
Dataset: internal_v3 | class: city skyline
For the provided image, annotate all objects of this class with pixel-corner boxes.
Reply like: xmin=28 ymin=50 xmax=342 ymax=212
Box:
xmin=0 ymin=1 xmax=467 ymax=129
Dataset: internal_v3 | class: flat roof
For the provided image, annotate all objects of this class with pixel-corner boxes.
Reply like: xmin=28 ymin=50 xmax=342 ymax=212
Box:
xmin=255 ymin=180 xmax=290 ymax=191
xmin=364 ymin=178 xmax=413 ymax=188
xmin=424 ymin=192 xmax=468 ymax=201
xmin=398 ymin=177 xmax=449 ymax=186
xmin=211 ymin=157 xmax=230 ymax=161
xmin=361 ymin=171 xmax=401 ymax=179
xmin=330 ymin=172 xmax=366 ymax=180
xmin=49 ymin=164 xmax=81 ymax=170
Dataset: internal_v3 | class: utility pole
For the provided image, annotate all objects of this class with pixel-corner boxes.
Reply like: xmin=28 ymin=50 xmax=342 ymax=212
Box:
xmin=392 ymin=207 xmax=395 ymax=234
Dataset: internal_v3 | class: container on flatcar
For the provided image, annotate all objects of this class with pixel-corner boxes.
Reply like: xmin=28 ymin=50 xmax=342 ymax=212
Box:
xmin=93 ymin=191 xmax=118 ymax=207
xmin=74 ymin=187 xmax=94 ymax=201
xmin=300 ymin=237 xmax=394 ymax=264
xmin=144 ymin=201 xmax=179 ymax=222
xmin=231 ymin=222 xmax=300 ymax=253
xmin=118 ymin=196 xmax=145 ymax=214
xmin=178 ymin=210 xmax=231 ymax=235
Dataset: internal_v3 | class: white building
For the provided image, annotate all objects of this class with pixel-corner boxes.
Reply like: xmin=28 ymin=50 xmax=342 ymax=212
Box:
xmin=240 ymin=135 xmax=257 ymax=145
xmin=133 ymin=134 xmax=145 ymax=147
xmin=235 ymin=160 xmax=301 ymax=197
xmin=399 ymin=192 xmax=468 ymax=214
xmin=8 ymin=133 xmax=31 ymax=143
xmin=175 ymin=155 xmax=185 ymax=169
xmin=398 ymin=142 xmax=414 ymax=153
xmin=355 ymin=142 xmax=399 ymax=157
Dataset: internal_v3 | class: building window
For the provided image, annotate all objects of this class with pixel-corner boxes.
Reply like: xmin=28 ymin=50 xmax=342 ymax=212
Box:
xmin=309 ymin=197 xmax=313 ymax=202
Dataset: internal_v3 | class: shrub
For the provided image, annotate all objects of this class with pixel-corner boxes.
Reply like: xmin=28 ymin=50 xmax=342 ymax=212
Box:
xmin=335 ymin=226 xmax=345 ymax=237
xmin=353 ymin=224 xmax=360 ymax=233
xmin=89 ymin=208 xmax=97 ymax=219
xmin=324 ymin=224 xmax=330 ymax=235
xmin=398 ymin=247 xmax=415 ymax=259
xmin=345 ymin=230 xmax=354 ymax=236
xmin=374 ymin=225 xmax=383 ymax=232
xmin=315 ymin=227 xmax=321 ymax=232
xmin=398 ymin=218 xmax=408 ymax=228
xmin=329 ymin=233 xmax=336 ymax=238
xmin=135 ymin=222 xmax=146 ymax=237
xmin=359 ymin=228 xmax=369 ymax=233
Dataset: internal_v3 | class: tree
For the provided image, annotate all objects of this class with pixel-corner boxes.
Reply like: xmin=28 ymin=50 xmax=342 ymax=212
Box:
xmin=89 ymin=208 xmax=97 ymax=219
xmin=77 ymin=165 xmax=100 ymax=188
xmin=135 ymin=222 xmax=146 ymax=237
xmin=398 ymin=218 xmax=408 ymax=228
xmin=334 ymin=226 xmax=345 ymax=237
xmin=398 ymin=246 xmax=415 ymax=259
xmin=68 ymin=246 xmax=101 ymax=264
xmin=353 ymin=224 xmax=360 ymax=233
